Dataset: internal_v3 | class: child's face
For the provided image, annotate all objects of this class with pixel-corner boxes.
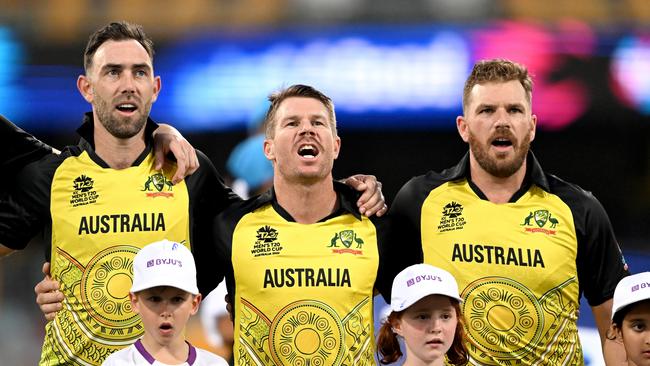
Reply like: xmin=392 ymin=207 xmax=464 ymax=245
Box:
xmin=393 ymin=294 xmax=458 ymax=365
xmin=618 ymin=301 xmax=650 ymax=366
xmin=131 ymin=286 xmax=201 ymax=346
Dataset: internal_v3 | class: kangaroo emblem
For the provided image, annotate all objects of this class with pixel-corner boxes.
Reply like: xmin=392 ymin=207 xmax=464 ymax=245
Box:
xmin=521 ymin=212 xmax=534 ymax=226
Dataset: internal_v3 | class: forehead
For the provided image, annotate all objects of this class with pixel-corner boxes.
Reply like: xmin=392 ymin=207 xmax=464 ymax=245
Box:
xmin=275 ymin=97 xmax=329 ymax=120
xmin=468 ymin=80 xmax=528 ymax=107
xmin=91 ymin=39 xmax=152 ymax=70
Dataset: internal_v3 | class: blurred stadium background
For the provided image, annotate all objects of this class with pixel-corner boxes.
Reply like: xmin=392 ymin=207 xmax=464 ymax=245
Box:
xmin=0 ymin=0 xmax=649 ymax=364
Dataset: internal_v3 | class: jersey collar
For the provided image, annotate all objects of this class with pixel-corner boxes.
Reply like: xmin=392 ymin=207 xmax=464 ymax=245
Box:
xmin=76 ymin=112 xmax=158 ymax=169
xmin=254 ymin=180 xmax=363 ymax=222
xmin=134 ymin=339 xmax=197 ymax=365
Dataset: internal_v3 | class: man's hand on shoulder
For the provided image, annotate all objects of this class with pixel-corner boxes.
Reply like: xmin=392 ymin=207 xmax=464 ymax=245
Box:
xmin=343 ymin=174 xmax=388 ymax=217
xmin=153 ymin=124 xmax=199 ymax=184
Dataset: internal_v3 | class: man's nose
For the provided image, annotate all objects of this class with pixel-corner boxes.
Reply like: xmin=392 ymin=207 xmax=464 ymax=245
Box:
xmin=299 ymin=122 xmax=315 ymax=135
xmin=120 ymin=73 xmax=136 ymax=94
xmin=494 ymin=108 xmax=511 ymax=127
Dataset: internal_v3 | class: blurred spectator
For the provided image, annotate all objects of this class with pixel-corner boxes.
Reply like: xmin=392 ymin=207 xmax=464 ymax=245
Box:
xmin=225 ymin=100 xmax=273 ymax=198
xmin=199 ymin=281 xmax=234 ymax=365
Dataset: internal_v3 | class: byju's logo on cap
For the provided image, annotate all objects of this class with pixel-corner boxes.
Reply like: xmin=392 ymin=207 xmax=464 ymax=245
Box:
xmin=146 ymin=258 xmax=183 ymax=268
xmin=407 ymin=274 xmax=443 ymax=287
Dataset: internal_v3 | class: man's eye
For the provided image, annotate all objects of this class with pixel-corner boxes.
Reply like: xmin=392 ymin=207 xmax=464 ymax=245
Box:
xmin=135 ymin=70 xmax=147 ymax=77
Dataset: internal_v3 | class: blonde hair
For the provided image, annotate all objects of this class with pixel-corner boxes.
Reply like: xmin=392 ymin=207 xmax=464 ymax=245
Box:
xmin=263 ymin=84 xmax=337 ymax=138
xmin=462 ymin=59 xmax=533 ymax=113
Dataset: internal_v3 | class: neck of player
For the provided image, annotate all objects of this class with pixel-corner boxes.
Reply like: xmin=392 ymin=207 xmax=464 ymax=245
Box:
xmin=94 ymin=121 xmax=146 ymax=169
xmin=469 ymin=158 xmax=527 ymax=204
xmin=274 ymin=177 xmax=339 ymax=224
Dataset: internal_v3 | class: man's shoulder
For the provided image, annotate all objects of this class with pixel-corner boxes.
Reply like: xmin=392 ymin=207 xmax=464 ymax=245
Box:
xmin=217 ymin=193 xmax=270 ymax=228
xmin=14 ymin=145 xmax=83 ymax=190
xmin=545 ymin=173 xmax=602 ymax=210
xmin=395 ymin=168 xmax=460 ymax=204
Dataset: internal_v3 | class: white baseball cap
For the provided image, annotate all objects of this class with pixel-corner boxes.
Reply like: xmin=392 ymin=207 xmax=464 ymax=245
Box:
xmin=612 ymin=272 xmax=650 ymax=320
xmin=131 ymin=240 xmax=199 ymax=295
xmin=390 ymin=263 xmax=462 ymax=312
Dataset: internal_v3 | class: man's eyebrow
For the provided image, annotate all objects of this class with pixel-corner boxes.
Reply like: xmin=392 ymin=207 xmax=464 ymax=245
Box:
xmin=101 ymin=63 xmax=123 ymax=71
xmin=100 ymin=63 xmax=152 ymax=71
xmin=132 ymin=63 xmax=152 ymax=70
xmin=474 ymin=103 xmax=495 ymax=110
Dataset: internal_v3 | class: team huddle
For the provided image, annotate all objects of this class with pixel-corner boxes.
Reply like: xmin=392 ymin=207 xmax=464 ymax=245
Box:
xmin=0 ymin=20 xmax=644 ymax=366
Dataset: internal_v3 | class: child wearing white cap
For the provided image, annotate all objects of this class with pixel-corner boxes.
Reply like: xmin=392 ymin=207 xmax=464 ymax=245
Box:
xmin=102 ymin=240 xmax=228 ymax=366
xmin=609 ymin=272 xmax=650 ymax=366
xmin=377 ymin=263 xmax=469 ymax=366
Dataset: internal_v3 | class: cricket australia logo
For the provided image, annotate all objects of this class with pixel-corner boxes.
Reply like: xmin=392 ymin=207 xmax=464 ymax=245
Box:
xmin=251 ymin=225 xmax=283 ymax=257
xmin=521 ymin=209 xmax=559 ymax=235
xmin=142 ymin=173 xmax=174 ymax=198
xmin=70 ymin=174 xmax=99 ymax=207
xmin=438 ymin=201 xmax=466 ymax=232
xmin=328 ymin=230 xmax=364 ymax=255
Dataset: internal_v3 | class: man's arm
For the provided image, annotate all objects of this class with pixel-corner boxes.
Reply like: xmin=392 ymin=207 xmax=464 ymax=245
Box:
xmin=152 ymin=124 xmax=200 ymax=184
xmin=592 ymin=299 xmax=629 ymax=366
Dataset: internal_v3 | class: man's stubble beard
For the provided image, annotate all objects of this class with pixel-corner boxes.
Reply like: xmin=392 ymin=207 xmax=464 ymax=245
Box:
xmin=93 ymin=92 xmax=151 ymax=139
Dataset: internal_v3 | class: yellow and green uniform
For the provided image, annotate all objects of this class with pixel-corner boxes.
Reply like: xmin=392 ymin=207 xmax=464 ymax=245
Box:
xmin=391 ymin=152 xmax=628 ymax=365
xmin=0 ymin=113 xmax=239 ymax=366
xmin=214 ymin=182 xmax=418 ymax=366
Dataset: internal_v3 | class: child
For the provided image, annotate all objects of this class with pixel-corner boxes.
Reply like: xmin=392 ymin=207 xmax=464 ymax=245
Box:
xmin=609 ymin=272 xmax=650 ymax=366
xmin=102 ymin=240 xmax=229 ymax=366
xmin=377 ymin=263 xmax=469 ymax=366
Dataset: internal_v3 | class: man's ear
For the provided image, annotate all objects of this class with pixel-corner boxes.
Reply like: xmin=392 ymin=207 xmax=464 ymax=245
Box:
xmin=263 ymin=138 xmax=275 ymax=161
xmin=529 ymin=114 xmax=537 ymax=143
xmin=151 ymin=76 xmax=161 ymax=103
xmin=333 ymin=136 xmax=341 ymax=160
xmin=77 ymin=75 xmax=93 ymax=103
xmin=456 ymin=115 xmax=469 ymax=143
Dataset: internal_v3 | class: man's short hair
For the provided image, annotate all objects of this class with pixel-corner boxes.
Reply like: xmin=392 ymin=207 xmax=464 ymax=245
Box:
xmin=83 ymin=21 xmax=154 ymax=72
xmin=263 ymin=84 xmax=337 ymax=138
xmin=462 ymin=59 xmax=533 ymax=113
